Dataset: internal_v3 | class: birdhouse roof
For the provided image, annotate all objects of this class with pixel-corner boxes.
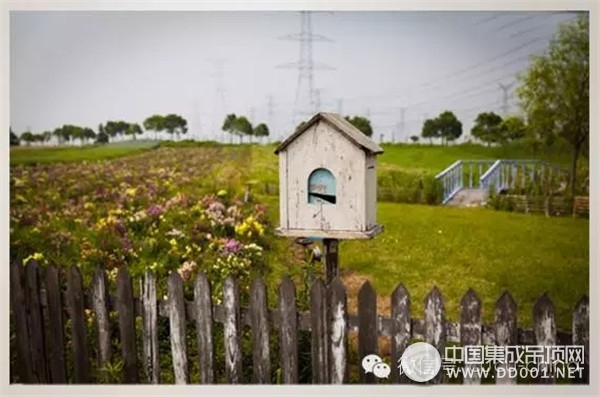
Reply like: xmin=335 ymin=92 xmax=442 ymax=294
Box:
xmin=274 ymin=112 xmax=384 ymax=155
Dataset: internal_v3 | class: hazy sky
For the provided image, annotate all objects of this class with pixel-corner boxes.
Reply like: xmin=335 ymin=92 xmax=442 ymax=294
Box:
xmin=10 ymin=10 xmax=581 ymax=142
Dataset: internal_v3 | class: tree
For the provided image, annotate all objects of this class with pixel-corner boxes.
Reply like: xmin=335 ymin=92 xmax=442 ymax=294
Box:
xmin=105 ymin=121 xmax=129 ymax=141
xmin=421 ymin=118 xmax=438 ymax=145
xmin=253 ymin=123 xmax=270 ymax=143
xmin=10 ymin=128 xmax=20 ymax=146
xmin=499 ymin=116 xmax=527 ymax=141
xmin=143 ymin=115 xmax=164 ymax=140
xmin=222 ymin=114 xmax=238 ymax=142
xmin=345 ymin=115 xmax=373 ymax=137
xmin=233 ymin=116 xmax=253 ymax=143
xmin=471 ymin=112 xmax=504 ymax=146
xmin=410 ymin=135 xmax=419 ymax=143
xmin=163 ymin=114 xmax=188 ymax=140
xmin=516 ymin=15 xmax=589 ymax=197
xmin=83 ymin=128 xmax=96 ymax=144
xmin=42 ymin=131 xmax=53 ymax=145
xmin=125 ymin=123 xmax=143 ymax=141
xmin=436 ymin=111 xmax=462 ymax=145
xmin=21 ymin=131 xmax=34 ymax=146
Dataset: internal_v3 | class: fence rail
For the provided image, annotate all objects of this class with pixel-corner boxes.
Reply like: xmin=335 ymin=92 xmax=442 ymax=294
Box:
xmin=10 ymin=260 xmax=589 ymax=385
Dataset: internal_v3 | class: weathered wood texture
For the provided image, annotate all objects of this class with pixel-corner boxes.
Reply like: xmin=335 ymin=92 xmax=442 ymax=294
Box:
xmin=10 ymin=269 xmax=587 ymax=385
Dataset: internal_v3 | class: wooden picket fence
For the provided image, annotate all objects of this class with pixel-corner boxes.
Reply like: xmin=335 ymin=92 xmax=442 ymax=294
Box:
xmin=10 ymin=260 xmax=589 ymax=385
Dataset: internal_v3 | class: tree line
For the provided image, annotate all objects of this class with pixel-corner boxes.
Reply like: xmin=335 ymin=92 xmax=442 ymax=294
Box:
xmin=411 ymin=110 xmax=526 ymax=146
xmin=10 ymin=114 xmax=188 ymax=146
xmin=221 ymin=113 xmax=270 ymax=143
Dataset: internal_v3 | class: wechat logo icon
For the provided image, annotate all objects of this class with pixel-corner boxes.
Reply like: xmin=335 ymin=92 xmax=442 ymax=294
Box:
xmin=361 ymin=354 xmax=392 ymax=379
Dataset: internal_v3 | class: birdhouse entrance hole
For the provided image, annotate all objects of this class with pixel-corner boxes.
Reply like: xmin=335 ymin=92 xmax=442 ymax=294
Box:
xmin=308 ymin=168 xmax=336 ymax=204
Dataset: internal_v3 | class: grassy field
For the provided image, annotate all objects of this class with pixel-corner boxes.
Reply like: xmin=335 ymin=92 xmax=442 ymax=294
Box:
xmin=9 ymin=142 xmax=589 ymax=332
xmin=9 ymin=140 xmax=160 ymax=166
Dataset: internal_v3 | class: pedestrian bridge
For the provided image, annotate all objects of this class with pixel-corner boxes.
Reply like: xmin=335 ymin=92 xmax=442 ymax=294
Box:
xmin=434 ymin=159 xmax=570 ymax=206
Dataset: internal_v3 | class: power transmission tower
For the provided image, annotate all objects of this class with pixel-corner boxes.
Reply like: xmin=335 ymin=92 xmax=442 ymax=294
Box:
xmin=276 ymin=11 xmax=335 ymax=124
xmin=498 ymin=81 xmax=515 ymax=116
xmin=208 ymin=58 xmax=227 ymax=142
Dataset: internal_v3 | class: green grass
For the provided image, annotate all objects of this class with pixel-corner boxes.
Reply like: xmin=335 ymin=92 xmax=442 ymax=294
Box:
xmin=9 ymin=140 xmax=160 ymax=166
xmin=378 ymin=142 xmax=573 ymax=173
xmin=339 ymin=203 xmax=588 ymax=330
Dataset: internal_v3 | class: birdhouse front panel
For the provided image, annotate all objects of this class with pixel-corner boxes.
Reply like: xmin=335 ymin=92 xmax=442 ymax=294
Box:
xmin=279 ymin=121 xmax=368 ymax=233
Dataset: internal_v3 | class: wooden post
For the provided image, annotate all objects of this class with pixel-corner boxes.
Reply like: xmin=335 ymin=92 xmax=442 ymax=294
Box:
xmin=324 ymin=238 xmax=339 ymax=285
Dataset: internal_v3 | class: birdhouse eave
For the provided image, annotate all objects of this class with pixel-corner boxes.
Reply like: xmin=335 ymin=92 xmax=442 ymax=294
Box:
xmin=274 ymin=112 xmax=384 ymax=155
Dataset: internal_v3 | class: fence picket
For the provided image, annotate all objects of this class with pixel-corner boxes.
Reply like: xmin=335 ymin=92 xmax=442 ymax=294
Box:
xmin=390 ymin=283 xmax=411 ymax=384
xmin=572 ymin=295 xmax=589 ymax=384
xmin=194 ymin=272 xmax=214 ymax=384
xmin=250 ymin=277 xmax=271 ymax=383
xmin=168 ymin=271 xmax=189 ymax=384
xmin=92 ymin=267 xmax=111 ymax=375
xmin=278 ymin=276 xmax=298 ymax=384
xmin=223 ymin=276 xmax=242 ymax=383
xmin=358 ymin=281 xmax=378 ymax=384
xmin=10 ymin=261 xmax=32 ymax=383
xmin=116 ymin=266 xmax=139 ymax=383
xmin=424 ymin=286 xmax=445 ymax=384
xmin=45 ymin=265 xmax=67 ymax=383
xmin=533 ymin=293 xmax=556 ymax=384
xmin=67 ymin=264 xmax=90 ymax=383
xmin=141 ymin=270 xmax=159 ymax=383
xmin=24 ymin=260 xmax=49 ymax=383
xmin=310 ymin=278 xmax=329 ymax=384
xmin=494 ymin=291 xmax=517 ymax=385
xmin=329 ymin=277 xmax=348 ymax=384
xmin=460 ymin=289 xmax=482 ymax=385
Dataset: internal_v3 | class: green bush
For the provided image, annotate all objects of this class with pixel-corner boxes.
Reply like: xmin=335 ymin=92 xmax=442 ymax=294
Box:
xmin=377 ymin=168 xmax=442 ymax=205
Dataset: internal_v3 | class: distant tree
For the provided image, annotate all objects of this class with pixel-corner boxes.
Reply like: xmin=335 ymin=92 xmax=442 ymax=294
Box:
xmin=253 ymin=123 xmax=270 ymax=143
xmin=499 ymin=116 xmax=527 ymax=141
xmin=95 ymin=130 xmax=109 ymax=144
xmin=143 ymin=115 xmax=165 ymax=140
xmin=410 ymin=135 xmax=419 ymax=143
xmin=10 ymin=128 xmax=20 ymax=146
xmin=233 ymin=116 xmax=253 ymax=143
xmin=71 ymin=126 xmax=85 ymax=145
xmin=21 ymin=131 xmax=34 ymax=146
xmin=345 ymin=115 xmax=373 ymax=137
xmin=42 ymin=131 xmax=53 ymax=145
xmin=516 ymin=15 xmax=588 ymax=197
xmin=125 ymin=123 xmax=143 ymax=141
xmin=471 ymin=112 xmax=504 ymax=146
xmin=222 ymin=114 xmax=238 ymax=142
xmin=421 ymin=118 xmax=438 ymax=145
xmin=163 ymin=114 xmax=188 ymax=140
xmin=83 ymin=127 xmax=96 ymax=144
xmin=436 ymin=111 xmax=462 ymax=145
xmin=105 ymin=121 xmax=129 ymax=141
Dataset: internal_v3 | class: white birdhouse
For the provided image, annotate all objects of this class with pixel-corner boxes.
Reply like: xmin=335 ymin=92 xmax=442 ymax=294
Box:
xmin=274 ymin=112 xmax=384 ymax=239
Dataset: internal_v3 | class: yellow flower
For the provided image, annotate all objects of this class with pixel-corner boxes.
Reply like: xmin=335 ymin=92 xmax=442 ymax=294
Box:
xmin=125 ymin=187 xmax=137 ymax=197
xmin=84 ymin=202 xmax=95 ymax=210
xmin=33 ymin=252 xmax=44 ymax=261
xmin=169 ymin=238 xmax=178 ymax=246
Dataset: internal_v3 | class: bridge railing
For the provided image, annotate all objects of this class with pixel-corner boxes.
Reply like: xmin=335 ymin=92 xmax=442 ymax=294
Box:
xmin=435 ymin=159 xmax=571 ymax=205
xmin=435 ymin=159 xmax=496 ymax=204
